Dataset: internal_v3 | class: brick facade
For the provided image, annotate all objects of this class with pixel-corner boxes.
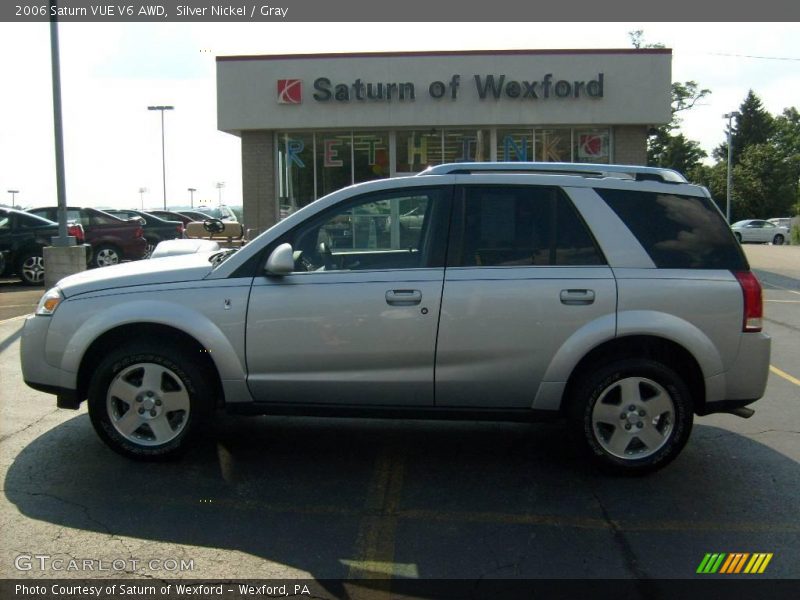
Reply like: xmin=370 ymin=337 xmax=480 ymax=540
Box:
xmin=241 ymin=131 xmax=275 ymax=235
xmin=613 ymin=125 xmax=649 ymax=165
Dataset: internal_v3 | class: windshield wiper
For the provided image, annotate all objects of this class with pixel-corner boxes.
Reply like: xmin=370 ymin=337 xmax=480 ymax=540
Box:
xmin=209 ymin=248 xmax=238 ymax=267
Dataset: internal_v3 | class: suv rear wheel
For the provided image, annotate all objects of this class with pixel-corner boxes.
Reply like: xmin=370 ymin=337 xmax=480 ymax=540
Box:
xmin=88 ymin=342 xmax=213 ymax=460
xmin=570 ymin=359 xmax=693 ymax=475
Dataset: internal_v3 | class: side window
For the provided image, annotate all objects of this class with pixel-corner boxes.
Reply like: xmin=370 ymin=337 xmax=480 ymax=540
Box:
xmin=90 ymin=212 xmax=120 ymax=226
xmin=66 ymin=209 xmax=90 ymax=227
xmin=0 ymin=213 xmax=9 ymax=231
xmin=289 ymin=188 xmax=445 ymax=272
xmin=453 ymin=185 xmax=605 ymax=267
xmin=596 ymin=188 xmax=748 ymax=270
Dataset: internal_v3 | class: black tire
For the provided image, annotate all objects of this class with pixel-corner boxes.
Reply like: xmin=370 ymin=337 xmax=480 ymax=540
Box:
xmin=734 ymin=232 xmax=742 ymax=243
xmin=93 ymin=244 xmax=121 ymax=268
xmin=569 ymin=359 xmax=694 ymax=475
xmin=143 ymin=237 xmax=159 ymax=259
xmin=17 ymin=251 xmax=45 ymax=286
xmin=773 ymin=234 xmax=785 ymax=245
xmin=88 ymin=342 xmax=214 ymax=460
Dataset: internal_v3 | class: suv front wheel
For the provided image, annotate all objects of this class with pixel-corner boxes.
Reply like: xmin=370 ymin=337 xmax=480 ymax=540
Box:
xmin=88 ymin=342 xmax=213 ymax=460
xmin=570 ymin=359 xmax=693 ymax=475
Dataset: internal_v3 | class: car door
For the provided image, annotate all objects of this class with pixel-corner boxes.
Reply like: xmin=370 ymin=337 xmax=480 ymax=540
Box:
xmin=435 ymin=182 xmax=616 ymax=408
xmin=245 ymin=185 xmax=451 ymax=406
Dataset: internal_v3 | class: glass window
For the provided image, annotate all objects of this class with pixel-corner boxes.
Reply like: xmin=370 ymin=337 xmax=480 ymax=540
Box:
xmin=395 ymin=130 xmax=442 ymax=173
xmin=496 ymin=129 xmax=534 ymax=162
xmin=290 ymin=189 xmax=443 ymax=272
xmin=89 ymin=211 xmax=120 ymax=226
xmin=574 ymin=128 xmax=610 ymax=164
xmin=596 ymin=189 xmax=748 ymax=270
xmin=278 ymin=133 xmax=315 ymax=215
xmin=535 ymin=129 xmax=572 ymax=162
xmin=443 ymin=129 xmax=490 ymax=163
xmin=316 ymin=132 xmax=353 ymax=198
xmin=454 ymin=186 xmax=605 ymax=267
xmin=353 ymin=131 xmax=390 ymax=182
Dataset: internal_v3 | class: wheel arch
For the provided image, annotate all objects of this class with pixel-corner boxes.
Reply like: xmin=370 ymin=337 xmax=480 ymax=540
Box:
xmin=76 ymin=323 xmax=225 ymax=408
xmin=561 ymin=335 xmax=707 ymax=417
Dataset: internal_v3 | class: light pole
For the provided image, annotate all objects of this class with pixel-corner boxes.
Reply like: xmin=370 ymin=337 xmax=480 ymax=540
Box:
xmin=148 ymin=105 xmax=174 ymax=209
xmin=215 ymin=181 xmax=225 ymax=205
xmin=723 ymin=111 xmax=740 ymax=223
xmin=7 ymin=190 xmax=19 ymax=206
xmin=187 ymin=187 xmax=196 ymax=208
xmin=138 ymin=187 xmax=147 ymax=210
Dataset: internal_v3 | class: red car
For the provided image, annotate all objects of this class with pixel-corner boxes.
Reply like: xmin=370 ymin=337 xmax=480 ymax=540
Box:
xmin=26 ymin=207 xmax=147 ymax=268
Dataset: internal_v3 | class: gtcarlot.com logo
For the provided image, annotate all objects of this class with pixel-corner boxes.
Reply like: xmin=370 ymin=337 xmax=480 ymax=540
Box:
xmin=696 ymin=552 xmax=773 ymax=574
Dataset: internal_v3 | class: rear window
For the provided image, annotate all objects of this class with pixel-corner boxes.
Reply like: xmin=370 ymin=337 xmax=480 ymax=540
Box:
xmin=595 ymin=188 xmax=748 ymax=270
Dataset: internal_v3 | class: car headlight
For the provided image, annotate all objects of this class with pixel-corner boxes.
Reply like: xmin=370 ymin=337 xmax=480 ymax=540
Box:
xmin=36 ymin=288 xmax=64 ymax=316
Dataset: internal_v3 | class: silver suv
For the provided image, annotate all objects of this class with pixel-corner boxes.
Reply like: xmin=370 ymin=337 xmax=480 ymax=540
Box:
xmin=21 ymin=163 xmax=770 ymax=474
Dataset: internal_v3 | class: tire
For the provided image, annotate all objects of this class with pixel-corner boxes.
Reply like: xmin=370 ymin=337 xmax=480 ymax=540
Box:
xmin=773 ymin=234 xmax=785 ymax=245
xmin=93 ymin=244 xmax=121 ymax=268
xmin=88 ymin=342 xmax=214 ymax=460
xmin=143 ymin=237 xmax=158 ymax=259
xmin=17 ymin=252 xmax=45 ymax=286
xmin=734 ymin=232 xmax=742 ymax=243
xmin=569 ymin=359 xmax=694 ymax=475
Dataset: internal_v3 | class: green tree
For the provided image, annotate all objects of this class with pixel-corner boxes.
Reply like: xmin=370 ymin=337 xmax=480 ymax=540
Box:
xmin=731 ymin=143 xmax=796 ymax=218
xmin=714 ymin=90 xmax=775 ymax=164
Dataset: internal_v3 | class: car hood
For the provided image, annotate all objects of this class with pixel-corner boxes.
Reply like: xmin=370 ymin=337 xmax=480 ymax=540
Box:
xmin=56 ymin=253 xmax=216 ymax=298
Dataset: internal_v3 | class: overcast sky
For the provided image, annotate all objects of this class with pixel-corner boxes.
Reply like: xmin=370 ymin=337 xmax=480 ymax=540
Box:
xmin=0 ymin=22 xmax=798 ymax=210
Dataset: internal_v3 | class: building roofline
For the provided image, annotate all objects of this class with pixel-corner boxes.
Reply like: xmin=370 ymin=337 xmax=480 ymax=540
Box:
xmin=216 ymin=48 xmax=672 ymax=62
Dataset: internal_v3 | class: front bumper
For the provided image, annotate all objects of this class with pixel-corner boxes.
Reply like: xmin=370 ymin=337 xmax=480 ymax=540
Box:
xmin=20 ymin=315 xmax=80 ymax=405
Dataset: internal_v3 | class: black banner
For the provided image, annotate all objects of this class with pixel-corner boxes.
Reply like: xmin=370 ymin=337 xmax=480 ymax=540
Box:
xmin=2 ymin=0 xmax=800 ymax=22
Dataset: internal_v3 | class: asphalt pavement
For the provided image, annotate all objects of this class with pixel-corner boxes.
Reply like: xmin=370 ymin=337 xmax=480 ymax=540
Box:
xmin=0 ymin=246 xmax=798 ymax=587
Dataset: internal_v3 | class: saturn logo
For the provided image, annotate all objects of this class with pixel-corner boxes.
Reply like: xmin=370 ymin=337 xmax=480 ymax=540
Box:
xmin=277 ymin=79 xmax=302 ymax=104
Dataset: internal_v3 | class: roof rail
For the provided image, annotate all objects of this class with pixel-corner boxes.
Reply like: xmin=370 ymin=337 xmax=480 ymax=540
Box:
xmin=418 ymin=162 xmax=688 ymax=184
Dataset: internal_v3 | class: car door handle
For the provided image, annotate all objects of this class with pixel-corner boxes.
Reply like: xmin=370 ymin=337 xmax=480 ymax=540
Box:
xmin=386 ymin=289 xmax=422 ymax=306
xmin=560 ymin=289 xmax=595 ymax=305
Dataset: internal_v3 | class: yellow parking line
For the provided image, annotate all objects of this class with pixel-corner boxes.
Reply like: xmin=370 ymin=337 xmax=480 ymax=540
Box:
xmin=348 ymin=448 xmax=406 ymax=581
xmin=770 ymin=365 xmax=800 ymax=387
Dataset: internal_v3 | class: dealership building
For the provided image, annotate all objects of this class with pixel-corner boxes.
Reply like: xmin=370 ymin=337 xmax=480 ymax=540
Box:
xmin=216 ymin=49 xmax=672 ymax=232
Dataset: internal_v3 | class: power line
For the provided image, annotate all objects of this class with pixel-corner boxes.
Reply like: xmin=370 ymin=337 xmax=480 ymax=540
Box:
xmin=708 ymin=52 xmax=800 ymax=62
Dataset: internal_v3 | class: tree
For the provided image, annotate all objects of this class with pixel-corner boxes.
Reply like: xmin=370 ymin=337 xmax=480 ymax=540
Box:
xmin=731 ymin=143 xmax=796 ymax=219
xmin=714 ymin=90 xmax=775 ymax=164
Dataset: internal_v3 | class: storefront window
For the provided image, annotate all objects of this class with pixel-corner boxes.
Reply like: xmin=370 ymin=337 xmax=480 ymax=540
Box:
xmin=353 ymin=131 xmax=391 ymax=182
xmin=443 ymin=129 xmax=490 ymax=163
xmin=278 ymin=133 xmax=315 ymax=215
xmin=535 ymin=129 xmax=572 ymax=162
xmin=496 ymin=129 xmax=534 ymax=162
xmin=395 ymin=130 xmax=442 ymax=173
xmin=574 ymin=128 xmax=610 ymax=164
xmin=316 ymin=132 xmax=353 ymax=198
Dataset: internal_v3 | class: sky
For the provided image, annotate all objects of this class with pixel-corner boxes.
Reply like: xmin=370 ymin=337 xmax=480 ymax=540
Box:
xmin=0 ymin=22 xmax=798 ymax=210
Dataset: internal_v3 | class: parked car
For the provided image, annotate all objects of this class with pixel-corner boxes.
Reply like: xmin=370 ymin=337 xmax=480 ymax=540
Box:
xmin=731 ymin=219 xmax=788 ymax=245
xmin=26 ymin=206 xmax=147 ymax=267
xmin=171 ymin=205 xmax=238 ymax=222
xmin=21 ymin=163 xmax=770 ymax=474
xmin=0 ymin=207 xmax=86 ymax=285
xmin=103 ymin=209 xmax=185 ymax=259
xmin=174 ymin=209 xmax=214 ymax=223
xmin=146 ymin=210 xmax=195 ymax=228
xmin=767 ymin=217 xmax=793 ymax=230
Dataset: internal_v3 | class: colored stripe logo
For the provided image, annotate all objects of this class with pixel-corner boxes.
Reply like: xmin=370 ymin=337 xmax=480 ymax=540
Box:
xmin=697 ymin=553 xmax=773 ymax=574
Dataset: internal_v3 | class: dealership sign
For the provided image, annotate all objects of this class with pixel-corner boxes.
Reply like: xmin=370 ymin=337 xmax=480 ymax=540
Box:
xmin=277 ymin=74 xmax=605 ymax=104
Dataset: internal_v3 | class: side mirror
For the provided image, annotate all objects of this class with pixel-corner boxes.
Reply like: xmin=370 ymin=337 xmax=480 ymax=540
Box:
xmin=265 ymin=242 xmax=295 ymax=276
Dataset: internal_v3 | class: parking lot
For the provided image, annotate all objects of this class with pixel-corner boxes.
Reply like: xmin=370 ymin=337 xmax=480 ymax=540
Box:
xmin=0 ymin=245 xmax=798 ymax=585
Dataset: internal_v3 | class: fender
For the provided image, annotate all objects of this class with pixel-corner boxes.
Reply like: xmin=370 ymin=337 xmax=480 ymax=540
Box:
xmin=50 ymin=295 xmax=249 ymax=386
xmin=615 ymin=310 xmax=724 ymax=377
